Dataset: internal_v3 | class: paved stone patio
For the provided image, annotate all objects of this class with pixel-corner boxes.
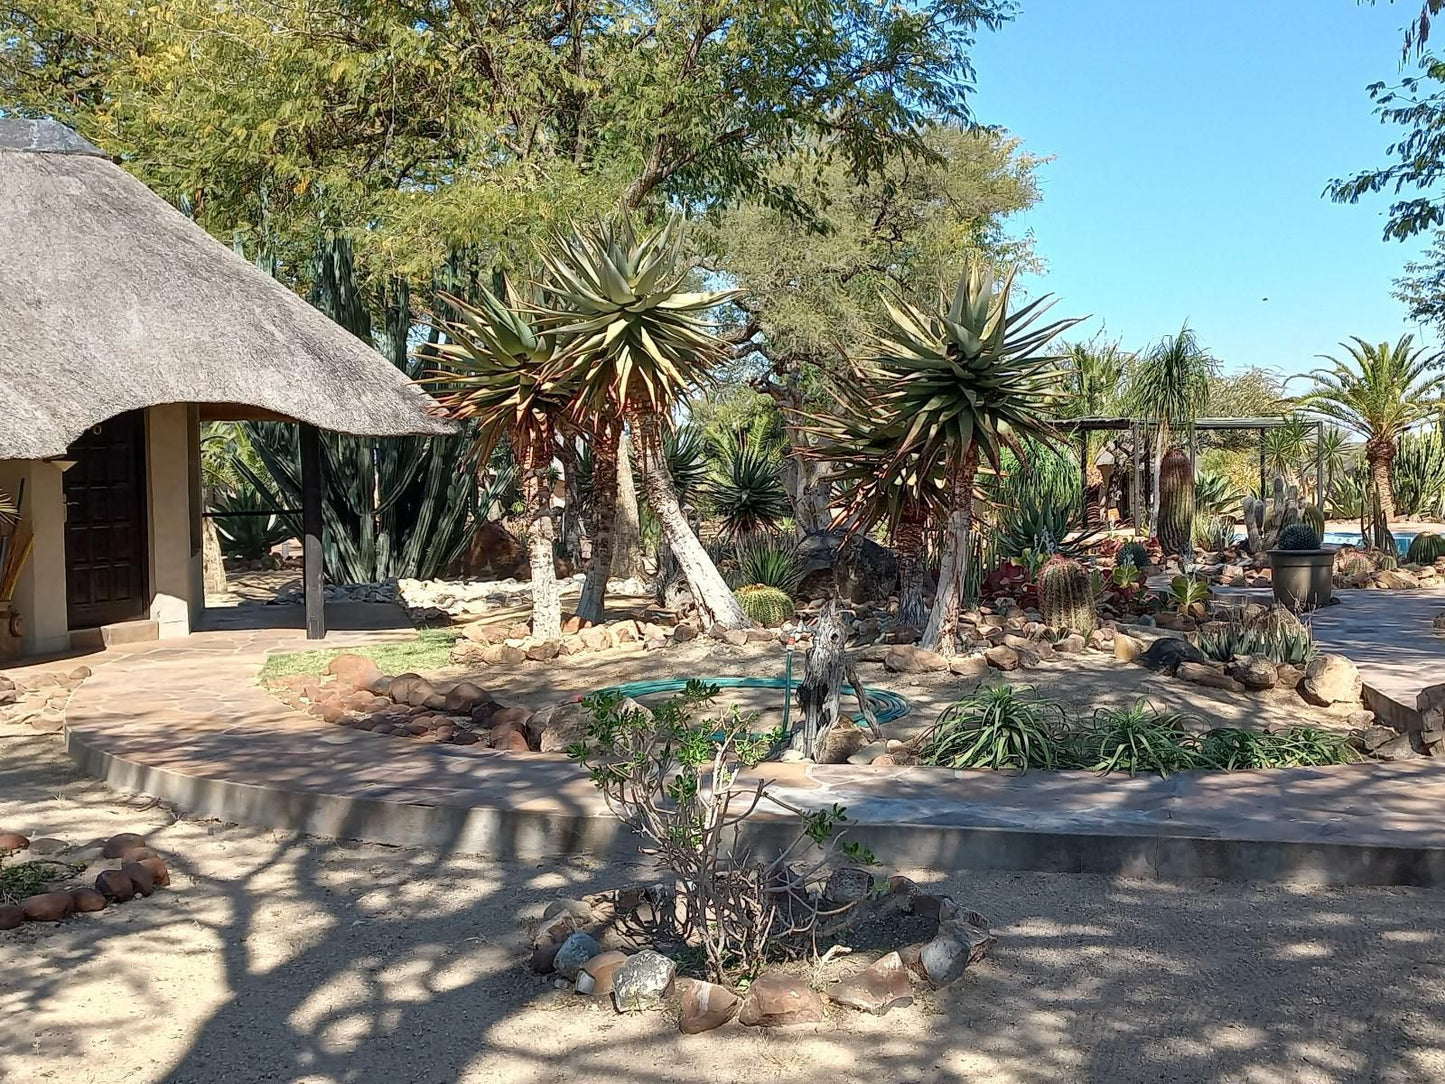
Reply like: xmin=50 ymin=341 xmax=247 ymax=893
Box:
xmin=25 ymin=596 xmax=1445 ymax=887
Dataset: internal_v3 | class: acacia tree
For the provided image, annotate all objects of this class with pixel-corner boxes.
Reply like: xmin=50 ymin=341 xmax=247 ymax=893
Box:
xmin=541 ymin=213 xmax=752 ymax=630
xmin=1297 ymin=335 xmax=1445 ymax=519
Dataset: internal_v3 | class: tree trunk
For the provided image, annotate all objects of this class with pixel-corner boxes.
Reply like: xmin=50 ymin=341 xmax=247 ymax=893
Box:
xmin=893 ymin=504 xmax=929 ymax=629
xmin=520 ymin=434 xmax=562 ymax=641
xmin=557 ymin=440 xmax=585 ymax=566
xmin=577 ymin=421 xmax=620 ymax=623
xmin=632 ymin=411 xmax=751 ymax=630
xmin=921 ymin=445 xmax=980 ymax=655
xmin=764 ymin=364 xmax=833 ymax=536
xmin=1149 ymin=423 xmax=1169 ymax=534
xmin=610 ymin=430 xmax=645 ymax=579
xmin=201 ymin=508 xmax=228 ymax=597
xmin=1366 ymin=437 xmax=1396 ymax=520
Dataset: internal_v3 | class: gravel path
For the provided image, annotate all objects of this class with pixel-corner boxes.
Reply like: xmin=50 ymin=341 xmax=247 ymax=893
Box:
xmin=3 ymin=722 xmax=1444 ymax=1084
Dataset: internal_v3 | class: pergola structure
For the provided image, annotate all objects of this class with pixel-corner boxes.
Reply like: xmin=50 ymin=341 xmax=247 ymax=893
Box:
xmin=1059 ymin=416 xmax=1326 ymax=527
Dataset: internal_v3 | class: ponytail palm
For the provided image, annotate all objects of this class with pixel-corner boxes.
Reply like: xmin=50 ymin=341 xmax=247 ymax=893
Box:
xmin=422 ymin=280 xmax=572 ymax=640
xmin=1298 ymin=335 xmax=1445 ymax=519
xmin=540 ymin=213 xmax=751 ymax=629
xmin=1125 ymin=325 xmax=1213 ymax=529
xmin=858 ymin=264 xmax=1082 ymax=652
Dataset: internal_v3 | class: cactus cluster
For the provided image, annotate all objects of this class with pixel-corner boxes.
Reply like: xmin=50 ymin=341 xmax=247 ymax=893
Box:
xmin=1242 ymin=476 xmax=1303 ymax=554
xmin=1156 ymin=446 xmax=1195 ymax=556
xmin=1278 ymin=522 xmax=1322 ymax=551
xmin=1038 ymin=555 xmax=1096 ymax=636
xmin=1117 ymin=540 xmax=1149 ymax=569
xmin=1406 ymin=532 xmax=1445 ymax=565
xmin=734 ymin=584 xmax=794 ymax=627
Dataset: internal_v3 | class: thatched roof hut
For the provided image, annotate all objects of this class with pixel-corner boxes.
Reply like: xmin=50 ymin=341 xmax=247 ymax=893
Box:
xmin=0 ymin=119 xmax=451 ymax=460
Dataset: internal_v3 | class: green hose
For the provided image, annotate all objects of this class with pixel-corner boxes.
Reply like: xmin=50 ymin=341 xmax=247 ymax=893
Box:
xmin=596 ymin=675 xmax=911 ymax=726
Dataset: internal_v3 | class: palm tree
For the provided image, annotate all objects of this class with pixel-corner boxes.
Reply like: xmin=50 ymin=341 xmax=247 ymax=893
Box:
xmin=540 ymin=213 xmax=752 ymax=629
xmin=1297 ymin=335 xmax=1445 ymax=519
xmin=422 ymin=280 xmax=572 ymax=641
xmin=1058 ymin=337 xmax=1128 ymax=419
xmin=1264 ymin=415 xmax=1311 ymax=494
xmin=853 ymin=265 xmax=1082 ymax=653
xmin=1125 ymin=325 xmax=1213 ymax=528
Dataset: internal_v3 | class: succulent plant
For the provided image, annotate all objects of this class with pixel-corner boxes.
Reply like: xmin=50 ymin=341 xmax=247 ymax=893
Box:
xmin=1156 ymin=446 xmax=1195 ymax=556
xmin=1278 ymin=522 xmax=1322 ymax=551
xmin=1302 ymin=503 xmax=1326 ymax=542
xmin=1038 ymin=555 xmax=1096 ymax=635
xmin=1406 ymin=531 xmax=1445 ymax=565
xmin=1117 ymin=540 xmax=1149 ymax=569
xmin=734 ymin=584 xmax=795 ymax=627
xmin=1380 ymin=553 xmax=1399 ymax=571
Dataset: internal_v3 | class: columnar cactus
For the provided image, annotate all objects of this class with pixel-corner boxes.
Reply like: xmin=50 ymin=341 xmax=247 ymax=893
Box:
xmin=1038 ymin=555 xmax=1096 ymax=635
xmin=1156 ymin=446 xmax=1195 ymax=556
xmin=1242 ymin=495 xmax=1265 ymax=553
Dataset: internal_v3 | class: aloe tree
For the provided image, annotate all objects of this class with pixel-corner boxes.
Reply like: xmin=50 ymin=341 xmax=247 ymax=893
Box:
xmin=854 ymin=265 xmax=1081 ymax=652
xmin=1297 ymin=335 xmax=1445 ymax=520
xmin=540 ymin=213 xmax=751 ymax=630
xmin=423 ymin=279 xmax=572 ymax=641
xmin=1125 ymin=325 xmax=1213 ymax=528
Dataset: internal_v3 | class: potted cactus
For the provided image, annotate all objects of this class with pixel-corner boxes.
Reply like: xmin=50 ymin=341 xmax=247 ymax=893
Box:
xmin=1267 ymin=521 xmax=1334 ymax=609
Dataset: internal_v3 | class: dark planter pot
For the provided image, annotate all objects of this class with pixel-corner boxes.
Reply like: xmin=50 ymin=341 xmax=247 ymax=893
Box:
xmin=1267 ymin=548 xmax=1335 ymax=609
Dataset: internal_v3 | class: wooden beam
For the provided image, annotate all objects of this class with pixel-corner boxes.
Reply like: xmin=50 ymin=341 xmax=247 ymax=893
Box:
xmin=300 ymin=424 xmax=325 ymax=640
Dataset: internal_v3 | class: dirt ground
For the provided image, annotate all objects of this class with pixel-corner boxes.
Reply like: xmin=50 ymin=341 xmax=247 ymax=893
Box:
xmin=4 ymin=711 xmax=1445 ymax=1083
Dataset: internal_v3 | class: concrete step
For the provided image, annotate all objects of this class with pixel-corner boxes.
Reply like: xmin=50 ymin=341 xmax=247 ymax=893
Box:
xmin=69 ymin=619 xmax=159 ymax=651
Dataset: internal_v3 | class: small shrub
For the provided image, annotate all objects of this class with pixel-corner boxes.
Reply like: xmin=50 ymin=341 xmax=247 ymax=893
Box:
xmin=1067 ymin=702 xmax=1202 ymax=777
xmin=917 ymin=684 xmax=1065 ymax=771
xmin=735 ymin=584 xmax=794 ymax=626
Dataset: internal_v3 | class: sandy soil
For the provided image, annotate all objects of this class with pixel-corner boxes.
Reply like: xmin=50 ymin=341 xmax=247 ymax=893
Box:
xmin=4 ymin=715 xmax=1445 ymax=1084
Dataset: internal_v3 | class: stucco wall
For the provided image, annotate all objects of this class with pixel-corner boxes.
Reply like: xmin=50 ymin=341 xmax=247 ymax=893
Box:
xmin=0 ymin=459 xmax=70 ymax=655
xmin=145 ymin=404 xmax=202 ymax=638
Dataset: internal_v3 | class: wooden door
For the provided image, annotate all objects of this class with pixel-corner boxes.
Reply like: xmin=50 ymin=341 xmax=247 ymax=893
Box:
xmin=64 ymin=412 xmax=149 ymax=628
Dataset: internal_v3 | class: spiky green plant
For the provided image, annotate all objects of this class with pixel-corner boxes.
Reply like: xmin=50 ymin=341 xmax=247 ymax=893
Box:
xmin=1407 ymin=531 xmax=1445 ymax=564
xmin=734 ymin=584 xmax=794 ymax=627
xmin=1067 ymin=702 xmax=1202 ymax=777
xmin=1156 ymin=445 xmax=1196 ymax=554
xmin=1111 ymin=561 xmax=1142 ymax=590
xmin=1037 ymin=556 xmax=1095 ymax=635
xmin=987 ymin=442 xmax=1104 ymax=560
xmin=1166 ymin=574 xmax=1210 ymax=614
xmin=1197 ymin=728 xmax=1277 ymax=771
xmin=916 ymin=684 xmax=1066 ymax=772
xmin=1393 ymin=431 xmax=1445 ymax=518
xmin=1194 ymin=514 xmax=1235 ymax=552
xmin=732 ymin=538 xmax=805 ymax=595
xmin=1278 ymin=522 xmax=1322 ymax=550
xmin=1381 ymin=553 xmax=1400 ymax=570
xmin=709 ymin=434 xmax=790 ymax=540
xmin=1267 ymin=726 xmax=1359 ymax=767
xmin=1194 ymin=469 xmax=1241 ymax=517
xmin=1117 ymin=540 xmax=1149 ymax=569
xmin=1197 ymin=610 xmax=1318 ymax=666
xmin=210 ymin=485 xmax=291 ymax=561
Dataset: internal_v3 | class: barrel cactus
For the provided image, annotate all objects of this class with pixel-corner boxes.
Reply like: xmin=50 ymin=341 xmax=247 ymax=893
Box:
xmin=1038 ymin=555 xmax=1096 ymax=635
xmin=1117 ymin=540 xmax=1149 ymax=569
xmin=1380 ymin=553 xmax=1399 ymax=571
xmin=1278 ymin=522 xmax=1322 ymax=551
xmin=1156 ymin=446 xmax=1195 ymax=556
xmin=1302 ymin=504 xmax=1326 ymax=542
xmin=734 ymin=584 xmax=794 ymax=627
xmin=1407 ymin=532 xmax=1445 ymax=565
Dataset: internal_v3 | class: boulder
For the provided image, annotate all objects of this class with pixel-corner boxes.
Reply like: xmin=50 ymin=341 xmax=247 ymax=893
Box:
xmin=28 ymin=838 xmax=69 ymax=856
xmin=846 ymin=739 xmax=890 ymax=765
xmin=612 ymin=949 xmax=677 ymax=1012
xmin=444 ymin=682 xmax=492 ymax=713
xmin=0 ymin=831 xmax=29 ymax=853
xmin=533 ymin=701 xmax=588 ymax=754
xmin=1176 ymin=662 xmax=1244 ymax=693
xmin=326 ymin=654 xmax=383 ymax=693
xmin=948 ymin=654 xmax=989 ymax=679
xmin=388 ymin=673 xmax=435 ymax=707
xmin=580 ymin=627 xmax=611 ymax=652
xmin=1301 ymin=654 xmax=1362 ymax=707
xmin=488 ymin=704 xmax=532 ymax=734
xmin=1055 ymin=633 xmax=1087 ymax=654
xmin=120 ymin=862 xmax=155 ymax=897
xmin=721 ymin=629 xmax=749 ymax=647
xmin=461 ymin=622 xmax=499 ymax=645
xmin=21 ymin=891 xmax=75 ymax=922
xmin=101 ymin=832 xmax=146 ymax=859
xmin=675 ymin=978 xmax=741 ymax=1034
xmin=984 ymin=646 xmax=1019 ymax=671
xmin=795 ymin=528 xmax=898 ymax=603
xmin=527 ymin=640 xmax=561 ymax=663
xmin=817 ymin=724 xmax=869 ymax=765
xmin=737 ymin=970 xmax=828 ymax=1027
xmin=884 ymin=645 xmax=948 ymax=674
xmin=825 ymin=951 xmax=914 ymax=1015
xmin=1136 ymin=638 xmax=1208 ymax=675
xmin=95 ymin=870 xmax=136 ymax=902
xmin=1230 ymin=656 xmax=1278 ymax=691
xmin=575 ymin=951 xmax=629 ymax=996
xmin=135 ymin=856 xmax=171 ymax=887
xmin=0 ymin=904 xmax=23 ymax=930
xmin=823 ymin=866 xmax=875 ymax=904
xmin=553 ymin=931 xmax=603 ymax=981
xmin=916 ymin=911 xmax=995 ymax=988
xmin=69 ymin=887 xmax=108 ymax=913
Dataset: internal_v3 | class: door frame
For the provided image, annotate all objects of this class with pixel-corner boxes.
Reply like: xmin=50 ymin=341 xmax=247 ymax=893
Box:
xmin=64 ymin=411 xmax=150 ymax=629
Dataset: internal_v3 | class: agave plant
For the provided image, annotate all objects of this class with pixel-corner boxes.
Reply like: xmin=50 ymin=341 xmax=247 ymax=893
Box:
xmin=421 ymin=276 xmax=573 ymax=640
xmin=853 ymin=264 xmax=1083 ymax=652
xmin=1194 ymin=469 xmax=1241 ymax=518
xmin=709 ymin=432 xmax=790 ymax=540
xmin=210 ymin=485 xmax=291 ymax=561
xmin=538 ymin=213 xmax=750 ymax=630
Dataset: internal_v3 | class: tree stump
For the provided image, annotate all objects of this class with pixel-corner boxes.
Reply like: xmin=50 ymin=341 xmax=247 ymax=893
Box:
xmin=791 ymin=598 xmax=881 ymax=759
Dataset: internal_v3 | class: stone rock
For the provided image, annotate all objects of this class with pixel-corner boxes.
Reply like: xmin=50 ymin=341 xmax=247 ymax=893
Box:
xmin=95 ymin=870 xmax=136 ymax=902
xmin=1231 ymin=655 xmax=1278 ymax=691
xmin=553 ymin=931 xmax=603 ymax=980
xmin=527 ymin=640 xmax=561 ymax=662
xmin=823 ymin=866 xmax=875 ymax=904
xmin=135 ymin=856 xmax=171 ymax=887
xmin=575 ymin=950 xmax=629 ymax=996
xmin=0 ymin=904 xmax=23 ymax=930
xmin=0 ymin=831 xmax=30 ymax=853
xmin=884 ymin=645 xmax=948 ymax=674
xmin=612 ymin=949 xmax=677 ymax=1012
xmin=675 ymin=978 xmax=741 ymax=1034
xmin=444 ymin=681 xmax=492 ymax=713
xmin=846 ymin=739 xmax=890 ymax=765
xmin=917 ymin=912 xmax=995 ymax=988
xmin=326 ymin=654 xmax=383 ymax=693
xmin=491 ymin=725 xmax=531 ymax=752
xmin=1372 ymin=733 xmax=1420 ymax=761
xmin=535 ymin=701 xmax=588 ymax=754
xmin=1136 ymin=637 xmax=1208 ymax=675
xmin=984 ymin=645 xmax=1019 ymax=671
xmin=795 ymin=528 xmax=898 ymax=603
xmin=120 ymin=862 xmax=155 ymax=897
xmin=27 ymin=837 xmax=68 ymax=856
xmin=562 ymin=615 xmax=584 ymax=636
xmin=737 ymin=970 xmax=828 ymax=1027
xmin=825 ymin=951 xmax=914 ymax=1015
xmin=488 ymin=705 xmax=532 ymax=737
xmin=580 ymin=627 xmax=610 ymax=652
xmin=1301 ymin=654 xmax=1362 ymax=707
xmin=461 ymin=622 xmax=498 ymax=645
xmin=559 ymin=634 xmax=586 ymax=656
xmin=947 ymin=654 xmax=989 ymax=679
xmin=672 ymin=624 xmax=697 ymax=643
xmin=1112 ymin=633 xmax=1144 ymax=663
xmin=529 ymin=940 xmax=564 ymax=974
xmin=1176 ymin=661 xmax=1244 ymax=693
xmin=101 ymin=833 xmax=146 ymax=859
xmin=21 ymin=891 xmax=75 ymax=922
xmin=1055 ymin=633 xmax=1087 ymax=654
xmin=721 ymin=629 xmax=749 ymax=647
xmin=816 ymin=724 xmax=868 ymax=765
xmin=69 ymin=887 xmax=107 ymax=913
xmin=388 ymin=673 xmax=435 ymax=707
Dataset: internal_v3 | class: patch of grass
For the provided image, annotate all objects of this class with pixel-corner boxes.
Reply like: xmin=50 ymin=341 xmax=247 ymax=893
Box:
xmin=258 ymin=627 xmax=462 ymax=685
xmin=0 ymin=859 xmax=82 ymax=904
xmin=917 ymin=684 xmax=1066 ymax=772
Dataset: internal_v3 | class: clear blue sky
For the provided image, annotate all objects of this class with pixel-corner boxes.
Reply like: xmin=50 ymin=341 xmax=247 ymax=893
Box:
xmin=969 ymin=0 xmax=1438 ymax=378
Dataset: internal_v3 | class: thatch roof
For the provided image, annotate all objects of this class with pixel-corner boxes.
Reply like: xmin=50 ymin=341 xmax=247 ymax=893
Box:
xmin=0 ymin=119 xmax=453 ymax=460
